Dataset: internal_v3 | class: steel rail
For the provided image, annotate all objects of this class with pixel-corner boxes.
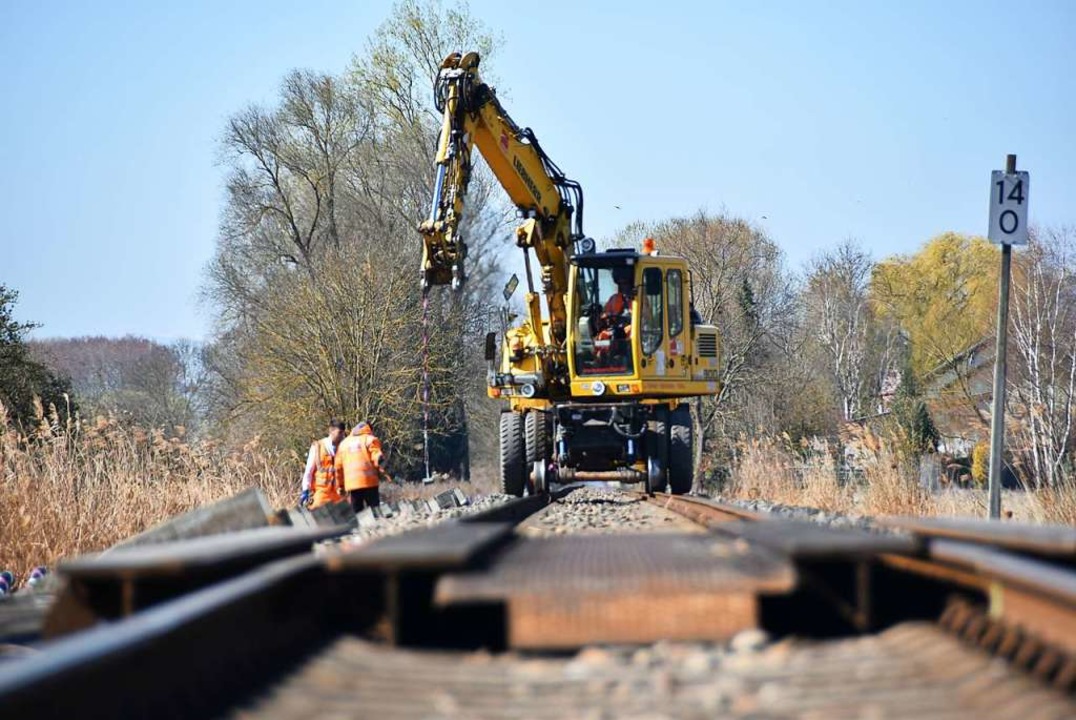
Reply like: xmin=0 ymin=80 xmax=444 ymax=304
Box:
xmin=0 ymin=492 xmax=558 ymax=716
xmin=877 ymin=514 xmax=1076 ymax=560
xmin=0 ymin=554 xmax=330 ymax=718
xmin=638 ymin=491 xmax=767 ymax=524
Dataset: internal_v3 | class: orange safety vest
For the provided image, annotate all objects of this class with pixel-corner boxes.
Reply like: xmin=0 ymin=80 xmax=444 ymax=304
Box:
xmin=309 ymin=439 xmax=343 ymax=509
xmin=336 ymin=431 xmax=382 ymax=491
xmin=605 ymin=292 xmax=629 ymax=316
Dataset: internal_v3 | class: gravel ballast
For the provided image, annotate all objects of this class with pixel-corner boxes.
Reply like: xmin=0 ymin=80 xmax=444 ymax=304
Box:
xmin=316 ymin=491 xmax=515 ymax=552
xmin=713 ymin=496 xmax=878 ymax=531
xmin=518 ymin=486 xmax=703 ymax=537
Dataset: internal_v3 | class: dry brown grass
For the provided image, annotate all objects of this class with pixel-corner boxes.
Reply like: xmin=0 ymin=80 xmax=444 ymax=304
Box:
xmin=856 ymin=443 xmax=932 ymax=517
xmin=727 ymin=436 xmax=853 ymax=514
xmin=0 ymin=399 xmax=506 ymax=583
xmin=0 ymin=401 xmax=293 ymax=583
xmin=1026 ymin=479 xmax=1076 ymax=525
xmin=380 ymin=464 xmax=501 ymax=504
xmin=5 ymin=389 xmax=1070 ymax=588
xmin=724 ymin=431 xmax=1075 ymax=524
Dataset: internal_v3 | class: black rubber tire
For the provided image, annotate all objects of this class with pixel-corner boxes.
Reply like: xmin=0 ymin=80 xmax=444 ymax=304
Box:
xmin=669 ymin=404 xmax=693 ymax=495
xmin=524 ymin=410 xmax=552 ymax=495
xmin=646 ymin=407 xmax=669 ymax=494
xmin=499 ymin=411 xmax=526 ymax=497
xmin=525 ymin=410 xmax=552 ymax=467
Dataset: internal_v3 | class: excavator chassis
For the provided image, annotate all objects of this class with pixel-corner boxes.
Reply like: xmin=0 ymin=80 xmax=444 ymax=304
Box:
xmin=499 ymin=402 xmax=693 ymax=498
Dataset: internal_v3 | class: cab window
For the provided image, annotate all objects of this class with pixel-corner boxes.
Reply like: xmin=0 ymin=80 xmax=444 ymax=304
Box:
xmin=668 ymin=269 xmax=683 ymax=338
xmin=572 ymin=266 xmax=634 ymax=375
xmin=640 ymin=267 xmax=663 ymax=356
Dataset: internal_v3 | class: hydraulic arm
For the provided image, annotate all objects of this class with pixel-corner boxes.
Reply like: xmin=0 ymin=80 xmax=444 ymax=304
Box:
xmin=419 ymin=51 xmax=584 ymax=356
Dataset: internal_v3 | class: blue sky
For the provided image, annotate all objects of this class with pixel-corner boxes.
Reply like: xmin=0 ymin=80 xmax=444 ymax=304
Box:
xmin=2 ymin=1 xmax=1073 ymax=341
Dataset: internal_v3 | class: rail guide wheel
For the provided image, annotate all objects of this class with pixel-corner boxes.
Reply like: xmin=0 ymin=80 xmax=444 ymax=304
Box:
xmin=532 ymin=460 xmax=549 ymax=495
xmin=646 ymin=454 xmax=666 ymax=495
xmin=646 ymin=405 xmax=669 ymax=494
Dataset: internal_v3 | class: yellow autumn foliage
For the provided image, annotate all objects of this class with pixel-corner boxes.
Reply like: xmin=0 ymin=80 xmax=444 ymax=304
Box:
xmin=971 ymin=441 xmax=989 ymax=486
xmin=871 ymin=232 xmax=999 ymax=377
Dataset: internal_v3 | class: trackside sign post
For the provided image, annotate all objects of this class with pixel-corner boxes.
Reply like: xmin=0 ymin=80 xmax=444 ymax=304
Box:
xmin=986 ymin=154 xmax=1028 ymax=520
xmin=989 ymin=169 xmax=1029 ymax=246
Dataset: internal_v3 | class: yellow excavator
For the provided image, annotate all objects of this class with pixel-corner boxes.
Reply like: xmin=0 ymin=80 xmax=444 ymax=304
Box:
xmin=419 ymin=51 xmax=721 ymax=496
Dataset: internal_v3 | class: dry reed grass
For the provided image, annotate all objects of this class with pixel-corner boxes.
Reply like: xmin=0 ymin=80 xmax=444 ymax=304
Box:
xmin=1026 ymin=480 xmax=1076 ymax=525
xmin=5 ymin=393 xmax=1071 ymax=588
xmin=0 ymin=399 xmax=506 ymax=584
xmin=0 ymin=400 xmax=293 ymax=583
xmin=726 ymin=435 xmax=854 ymax=514
xmin=724 ymin=430 xmax=1076 ymax=525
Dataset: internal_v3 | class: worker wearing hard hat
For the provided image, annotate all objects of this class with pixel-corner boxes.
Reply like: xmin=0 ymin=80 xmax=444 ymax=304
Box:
xmin=335 ymin=421 xmax=386 ymax=512
xmin=300 ymin=419 xmax=347 ymax=509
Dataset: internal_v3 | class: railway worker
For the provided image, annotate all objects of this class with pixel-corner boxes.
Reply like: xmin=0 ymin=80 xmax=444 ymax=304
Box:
xmin=300 ymin=419 xmax=347 ymax=509
xmin=335 ymin=421 xmax=385 ymax=512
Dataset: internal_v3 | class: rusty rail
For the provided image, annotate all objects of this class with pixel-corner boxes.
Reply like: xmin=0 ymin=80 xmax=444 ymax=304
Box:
xmin=877 ymin=514 xmax=1076 ymax=559
xmin=638 ymin=491 xmax=767 ymax=524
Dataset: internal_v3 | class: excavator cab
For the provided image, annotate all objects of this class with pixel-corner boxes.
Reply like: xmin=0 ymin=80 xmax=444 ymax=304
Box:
xmin=565 ymin=243 xmax=720 ymax=402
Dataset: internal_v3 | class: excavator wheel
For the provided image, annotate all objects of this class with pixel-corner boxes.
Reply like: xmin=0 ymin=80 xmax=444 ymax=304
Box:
xmin=524 ymin=410 xmax=553 ymax=494
xmin=668 ymin=404 xmax=694 ymax=495
xmin=499 ymin=411 xmax=526 ymax=497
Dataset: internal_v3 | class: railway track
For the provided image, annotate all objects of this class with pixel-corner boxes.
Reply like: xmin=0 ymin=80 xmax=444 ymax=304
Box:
xmin=0 ymin=485 xmax=1073 ymax=718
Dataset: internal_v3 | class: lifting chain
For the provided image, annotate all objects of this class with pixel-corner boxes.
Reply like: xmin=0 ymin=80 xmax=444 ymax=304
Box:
xmin=421 ymin=288 xmax=432 ymax=481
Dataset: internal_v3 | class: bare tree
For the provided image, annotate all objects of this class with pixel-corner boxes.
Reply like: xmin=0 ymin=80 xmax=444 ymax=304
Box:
xmin=204 ymin=1 xmax=510 ymax=476
xmin=804 ymin=239 xmax=873 ymax=421
xmin=1010 ymin=226 xmax=1076 ymax=488
xmin=32 ymin=336 xmax=206 ymax=435
xmin=217 ymin=69 xmax=372 ymax=282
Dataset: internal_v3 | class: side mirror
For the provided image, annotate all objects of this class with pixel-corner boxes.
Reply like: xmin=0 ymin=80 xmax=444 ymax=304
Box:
xmin=484 ymin=332 xmax=497 ymax=362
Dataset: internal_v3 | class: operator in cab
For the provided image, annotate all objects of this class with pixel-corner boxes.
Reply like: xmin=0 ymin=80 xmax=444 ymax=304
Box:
xmin=594 ymin=266 xmax=634 ymax=369
xmin=603 ymin=266 xmax=634 ymax=325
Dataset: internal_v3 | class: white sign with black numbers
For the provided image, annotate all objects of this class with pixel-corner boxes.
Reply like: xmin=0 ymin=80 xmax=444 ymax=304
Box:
xmin=988 ymin=171 xmax=1029 ymax=246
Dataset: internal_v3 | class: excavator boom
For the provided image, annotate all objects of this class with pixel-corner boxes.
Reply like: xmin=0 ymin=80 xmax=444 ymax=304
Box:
xmin=419 ymin=52 xmax=583 ymax=350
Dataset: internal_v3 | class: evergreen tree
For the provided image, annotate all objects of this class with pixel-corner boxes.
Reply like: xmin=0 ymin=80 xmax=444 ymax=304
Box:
xmin=0 ymin=285 xmax=75 ymax=429
xmin=889 ymin=360 xmax=939 ymax=455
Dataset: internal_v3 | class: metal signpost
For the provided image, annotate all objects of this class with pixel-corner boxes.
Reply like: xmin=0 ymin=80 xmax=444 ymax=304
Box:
xmin=986 ymin=154 xmax=1029 ymax=519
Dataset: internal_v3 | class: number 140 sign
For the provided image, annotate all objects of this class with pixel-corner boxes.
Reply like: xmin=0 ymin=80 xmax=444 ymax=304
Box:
xmin=988 ymin=171 xmax=1029 ymax=246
